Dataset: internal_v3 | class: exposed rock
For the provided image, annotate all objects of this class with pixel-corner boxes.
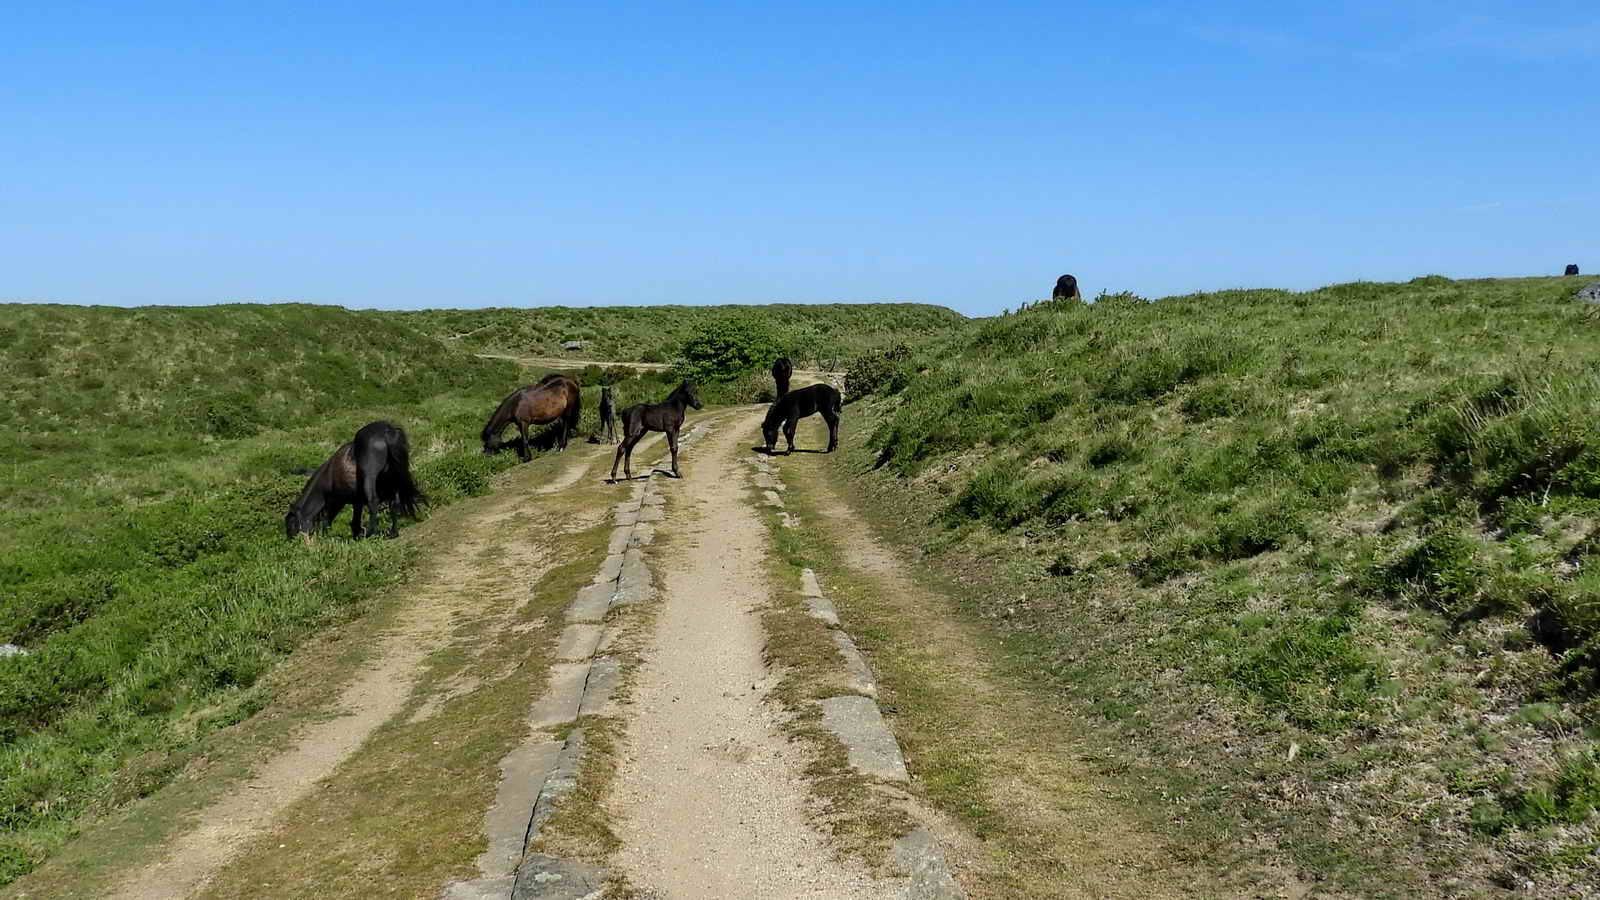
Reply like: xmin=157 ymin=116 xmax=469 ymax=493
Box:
xmin=819 ymin=695 xmax=910 ymax=782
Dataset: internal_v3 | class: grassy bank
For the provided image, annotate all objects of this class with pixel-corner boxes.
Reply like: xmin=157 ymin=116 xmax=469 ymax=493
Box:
xmin=0 ymin=304 xmax=549 ymax=883
xmin=384 ymin=302 xmax=964 ymax=365
xmin=845 ymin=276 xmax=1600 ymax=894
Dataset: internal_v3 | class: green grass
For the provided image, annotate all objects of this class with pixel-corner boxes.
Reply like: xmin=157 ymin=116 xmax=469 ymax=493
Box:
xmin=0 ymin=303 xmax=567 ymax=884
xmin=846 ymin=276 xmax=1600 ymax=892
xmin=384 ymin=302 xmax=964 ymax=366
xmin=0 ymin=297 xmax=955 ymax=885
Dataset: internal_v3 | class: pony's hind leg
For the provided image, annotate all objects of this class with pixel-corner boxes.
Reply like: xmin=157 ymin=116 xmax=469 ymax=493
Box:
xmin=823 ymin=409 xmax=840 ymax=452
xmin=616 ymin=430 xmax=646 ymax=480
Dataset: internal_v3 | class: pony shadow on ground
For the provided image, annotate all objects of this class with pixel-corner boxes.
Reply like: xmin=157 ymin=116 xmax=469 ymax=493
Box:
xmin=750 ymin=446 xmax=828 ymax=455
xmin=605 ymin=468 xmax=681 ymax=484
xmin=485 ymin=423 xmax=569 ymax=457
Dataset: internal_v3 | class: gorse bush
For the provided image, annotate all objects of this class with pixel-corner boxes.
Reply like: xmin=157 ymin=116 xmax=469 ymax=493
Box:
xmin=844 ymin=343 xmax=912 ymax=399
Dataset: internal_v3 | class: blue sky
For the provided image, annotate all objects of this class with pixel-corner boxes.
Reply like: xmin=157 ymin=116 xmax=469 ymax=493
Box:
xmin=2 ymin=1 xmax=1595 ymax=315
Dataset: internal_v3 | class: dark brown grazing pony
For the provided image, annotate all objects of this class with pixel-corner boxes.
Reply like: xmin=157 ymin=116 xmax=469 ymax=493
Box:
xmin=609 ymin=381 xmax=703 ymax=481
xmin=761 ymin=383 xmax=841 ymax=455
xmin=286 ymin=421 xmax=425 ymax=539
xmin=771 ymin=357 xmax=793 ymax=398
xmin=482 ymin=373 xmax=582 ymax=461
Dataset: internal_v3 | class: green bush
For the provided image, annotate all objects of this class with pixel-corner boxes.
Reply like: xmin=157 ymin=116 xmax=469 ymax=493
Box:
xmin=677 ymin=315 xmax=786 ymax=383
xmin=844 ymin=344 xmax=912 ymax=399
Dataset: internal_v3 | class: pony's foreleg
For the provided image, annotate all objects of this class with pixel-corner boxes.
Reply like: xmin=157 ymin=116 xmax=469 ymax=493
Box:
xmin=350 ymin=501 xmax=363 ymax=539
xmin=783 ymin=417 xmax=798 ymax=454
xmin=516 ymin=422 xmax=531 ymax=462
xmin=667 ymin=428 xmax=681 ymax=477
xmin=609 ymin=438 xmax=628 ymax=480
xmin=824 ymin=410 xmax=840 ymax=452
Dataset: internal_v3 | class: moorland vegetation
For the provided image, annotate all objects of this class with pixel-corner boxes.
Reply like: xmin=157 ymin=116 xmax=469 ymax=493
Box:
xmin=844 ymin=275 xmax=1600 ymax=892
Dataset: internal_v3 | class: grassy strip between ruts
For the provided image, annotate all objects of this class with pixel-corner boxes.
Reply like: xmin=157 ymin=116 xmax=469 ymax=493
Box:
xmin=524 ymin=430 xmax=702 ymax=899
xmin=747 ymin=464 xmax=918 ymax=873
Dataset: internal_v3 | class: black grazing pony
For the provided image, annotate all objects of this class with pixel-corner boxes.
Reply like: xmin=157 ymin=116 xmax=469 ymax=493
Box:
xmin=1567 ymin=264 xmax=1582 ymax=276
xmin=762 ymin=383 xmax=842 ymax=455
xmin=482 ymin=373 xmax=582 ymax=461
xmin=1052 ymin=274 xmax=1081 ymax=300
xmin=286 ymin=421 xmax=425 ymax=539
xmin=771 ymin=357 xmax=793 ymax=398
xmin=609 ymin=381 xmax=703 ymax=481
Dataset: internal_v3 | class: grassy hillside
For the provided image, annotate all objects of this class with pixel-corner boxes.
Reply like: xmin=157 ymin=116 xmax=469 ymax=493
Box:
xmin=384 ymin=302 xmax=965 ymax=365
xmin=0 ymin=304 xmax=553 ymax=883
xmin=847 ymin=276 xmax=1600 ymax=894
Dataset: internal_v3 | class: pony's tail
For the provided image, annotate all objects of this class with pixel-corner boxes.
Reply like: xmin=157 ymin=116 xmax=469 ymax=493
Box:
xmin=388 ymin=427 xmax=426 ymax=519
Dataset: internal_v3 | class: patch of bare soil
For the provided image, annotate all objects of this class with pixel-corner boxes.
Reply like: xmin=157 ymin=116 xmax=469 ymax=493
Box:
xmin=608 ymin=409 xmax=902 ymax=899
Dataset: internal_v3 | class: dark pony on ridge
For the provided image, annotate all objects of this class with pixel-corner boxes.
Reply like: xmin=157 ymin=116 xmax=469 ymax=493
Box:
xmin=286 ymin=420 xmax=425 ymax=540
xmin=609 ymin=381 xmax=702 ymax=481
xmin=761 ymin=382 xmax=841 ymax=455
xmin=482 ymin=373 xmax=583 ymax=461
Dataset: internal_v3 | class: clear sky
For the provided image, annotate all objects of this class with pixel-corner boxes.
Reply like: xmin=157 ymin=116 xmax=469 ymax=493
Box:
xmin=3 ymin=2 xmax=1595 ymax=315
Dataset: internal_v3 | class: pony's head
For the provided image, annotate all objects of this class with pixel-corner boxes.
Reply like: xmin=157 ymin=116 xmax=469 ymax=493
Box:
xmin=481 ymin=422 xmax=500 ymax=455
xmin=678 ymin=381 xmax=703 ymax=410
xmin=760 ymin=403 xmax=783 ymax=452
xmin=285 ymin=506 xmax=311 ymax=539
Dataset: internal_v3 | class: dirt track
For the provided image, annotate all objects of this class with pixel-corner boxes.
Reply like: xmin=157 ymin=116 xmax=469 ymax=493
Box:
xmin=608 ymin=408 xmax=901 ymax=898
xmin=61 ymin=396 xmax=924 ymax=900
